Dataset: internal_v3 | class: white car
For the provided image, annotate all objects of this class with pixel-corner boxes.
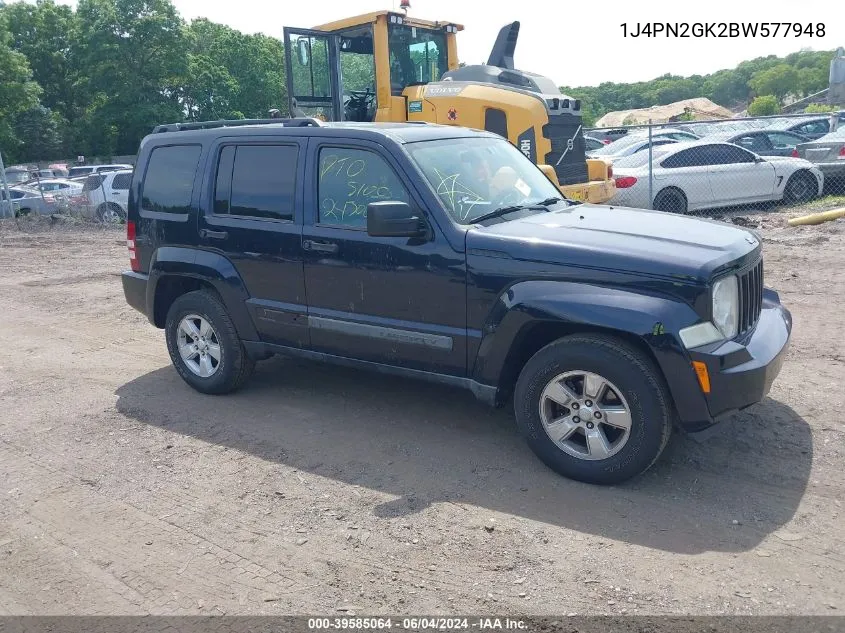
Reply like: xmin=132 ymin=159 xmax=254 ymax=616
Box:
xmin=609 ymin=141 xmax=824 ymax=214
xmin=587 ymin=135 xmax=680 ymax=162
xmin=20 ymin=178 xmax=83 ymax=197
xmin=82 ymin=169 xmax=132 ymax=223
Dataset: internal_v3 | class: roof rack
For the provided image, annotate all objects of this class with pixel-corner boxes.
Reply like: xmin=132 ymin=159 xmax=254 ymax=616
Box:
xmin=151 ymin=117 xmax=325 ymax=134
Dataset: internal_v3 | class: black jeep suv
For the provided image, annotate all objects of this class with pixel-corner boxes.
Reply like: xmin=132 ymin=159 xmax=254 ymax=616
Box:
xmin=122 ymin=117 xmax=792 ymax=485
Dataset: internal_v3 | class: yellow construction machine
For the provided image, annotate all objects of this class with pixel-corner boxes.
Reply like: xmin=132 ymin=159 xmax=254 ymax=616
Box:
xmin=283 ymin=10 xmax=615 ymax=203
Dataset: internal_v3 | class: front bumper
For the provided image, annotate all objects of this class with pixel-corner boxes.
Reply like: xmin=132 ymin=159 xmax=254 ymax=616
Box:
xmin=681 ymin=289 xmax=792 ymax=430
xmin=122 ymin=270 xmax=149 ymax=318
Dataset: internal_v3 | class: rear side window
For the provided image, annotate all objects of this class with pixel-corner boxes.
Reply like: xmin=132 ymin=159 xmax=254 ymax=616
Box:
xmin=661 ymin=148 xmax=708 ymax=168
xmin=68 ymin=167 xmax=92 ymax=178
xmin=213 ymin=144 xmax=298 ymax=221
xmin=112 ymin=173 xmax=132 ymax=189
xmin=141 ymin=145 xmax=201 ymax=213
xmin=82 ymin=175 xmax=105 ymax=191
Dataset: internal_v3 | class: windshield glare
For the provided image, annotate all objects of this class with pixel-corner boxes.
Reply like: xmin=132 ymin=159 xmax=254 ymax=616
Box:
xmin=406 ymin=137 xmax=562 ymax=224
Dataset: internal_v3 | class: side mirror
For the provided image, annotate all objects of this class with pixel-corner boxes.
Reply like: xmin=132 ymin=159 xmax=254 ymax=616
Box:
xmin=296 ymin=38 xmax=310 ymax=66
xmin=367 ymin=201 xmax=425 ymax=237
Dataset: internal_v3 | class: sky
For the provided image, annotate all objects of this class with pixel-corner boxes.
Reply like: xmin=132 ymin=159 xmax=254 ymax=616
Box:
xmin=48 ymin=0 xmax=845 ymax=88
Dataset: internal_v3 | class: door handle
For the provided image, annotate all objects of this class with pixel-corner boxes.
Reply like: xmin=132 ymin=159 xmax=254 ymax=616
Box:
xmin=200 ymin=228 xmax=228 ymax=240
xmin=303 ymin=239 xmax=339 ymax=253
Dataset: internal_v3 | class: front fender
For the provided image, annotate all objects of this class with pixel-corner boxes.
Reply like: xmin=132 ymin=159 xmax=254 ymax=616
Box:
xmin=147 ymin=246 xmax=259 ymax=341
xmin=472 ymin=280 xmax=708 ymax=422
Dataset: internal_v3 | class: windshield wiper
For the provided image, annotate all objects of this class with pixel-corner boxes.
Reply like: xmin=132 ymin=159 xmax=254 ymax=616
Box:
xmin=470 ymin=197 xmax=569 ymax=224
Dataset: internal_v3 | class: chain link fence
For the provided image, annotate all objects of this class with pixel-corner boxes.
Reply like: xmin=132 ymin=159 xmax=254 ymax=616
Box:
xmin=585 ymin=111 xmax=845 ymax=217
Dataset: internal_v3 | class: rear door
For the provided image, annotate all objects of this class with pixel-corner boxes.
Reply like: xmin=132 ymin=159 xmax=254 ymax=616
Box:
xmin=283 ymin=27 xmax=343 ymax=122
xmin=109 ymin=172 xmax=132 ymax=211
xmin=197 ymin=135 xmax=309 ymax=348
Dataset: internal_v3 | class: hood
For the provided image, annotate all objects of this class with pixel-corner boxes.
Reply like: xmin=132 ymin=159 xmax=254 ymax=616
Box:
xmin=466 ymin=204 xmax=760 ymax=282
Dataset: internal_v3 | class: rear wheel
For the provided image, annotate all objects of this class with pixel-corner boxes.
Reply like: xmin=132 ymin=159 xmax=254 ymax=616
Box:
xmin=165 ymin=290 xmax=255 ymax=394
xmin=96 ymin=203 xmax=126 ymax=224
xmin=783 ymin=171 xmax=816 ymax=205
xmin=513 ymin=334 xmax=673 ymax=485
xmin=653 ymin=187 xmax=687 ymax=214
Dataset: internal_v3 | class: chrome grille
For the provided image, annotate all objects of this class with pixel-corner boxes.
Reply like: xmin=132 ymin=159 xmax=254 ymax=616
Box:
xmin=738 ymin=258 xmax=764 ymax=334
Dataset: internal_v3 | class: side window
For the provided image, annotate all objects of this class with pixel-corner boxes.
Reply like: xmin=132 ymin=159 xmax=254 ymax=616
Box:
xmin=735 ymin=134 xmax=770 ymax=153
xmin=82 ymin=174 xmax=105 ymax=192
xmin=484 ymin=108 xmax=509 ymax=138
xmin=213 ymin=144 xmax=298 ymax=221
xmin=767 ymin=132 xmax=801 ymax=148
xmin=141 ymin=145 xmax=202 ymax=214
xmin=317 ymin=147 xmax=410 ymax=228
xmin=713 ymin=144 xmax=755 ymax=164
xmin=661 ymin=148 xmax=706 ymax=168
xmin=798 ymin=120 xmax=828 ymax=135
xmin=112 ymin=173 xmax=132 ymax=190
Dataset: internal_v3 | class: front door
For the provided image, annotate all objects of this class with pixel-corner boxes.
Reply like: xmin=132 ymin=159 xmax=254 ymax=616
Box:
xmin=197 ymin=135 xmax=309 ymax=348
xmin=284 ymin=27 xmax=343 ymax=122
xmin=705 ymin=144 xmax=774 ymax=203
xmin=301 ymin=139 xmax=468 ymax=376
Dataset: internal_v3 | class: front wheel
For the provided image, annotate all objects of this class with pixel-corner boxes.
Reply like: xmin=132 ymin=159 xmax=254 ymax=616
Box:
xmin=513 ymin=334 xmax=673 ymax=485
xmin=783 ymin=171 xmax=817 ymax=205
xmin=96 ymin=203 xmax=126 ymax=224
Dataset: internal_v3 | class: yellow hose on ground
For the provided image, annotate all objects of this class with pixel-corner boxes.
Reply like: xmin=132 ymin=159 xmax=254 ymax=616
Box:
xmin=787 ymin=207 xmax=845 ymax=226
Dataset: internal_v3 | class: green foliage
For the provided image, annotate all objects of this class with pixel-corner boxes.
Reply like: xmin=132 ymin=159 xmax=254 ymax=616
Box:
xmin=0 ymin=11 xmax=41 ymax=159
xmin=748 ymin=95 xmax=781 ymax=116
xmin=804 ymin=102 xmax=837 ymax=113
xmin=561 ymin=48 xmax=834 ymax=126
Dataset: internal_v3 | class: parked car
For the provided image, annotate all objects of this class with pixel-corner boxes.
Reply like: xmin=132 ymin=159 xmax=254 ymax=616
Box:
xmin=21 ymin=178 xmax=84 ymax=195
xmin=67 ymin=163 xmax=133 ymax=179
xmin=584 ymin=127 xmax=630 ymax=144
xmin=121 ymin=118 xmax=792 ymax=485
xmin=764 ymin=116 xmax=831 ymax=140
xmin=4 ymin=167 xmax=35 ymax=185
xmin=587 ymin=135 xmax=679 ymax=161
xmin=81 ymin=169 xmax=132 ymax=222
xmin=584 ymin=135 xmax=606 ymax=152
xmin=795 ymin=127 xmax=845 ymax=185
xmin=0 ymin=187 xmax=60 ymax=216
xmin=702 ymin=129 xmax=810 ymax=157
xmin=610 ymin=140 xmax=823 ymax=213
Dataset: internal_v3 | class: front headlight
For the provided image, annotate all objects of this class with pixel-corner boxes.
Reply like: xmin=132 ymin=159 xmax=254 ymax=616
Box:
xmin=712 ymin=275 xmax=739 ymax=339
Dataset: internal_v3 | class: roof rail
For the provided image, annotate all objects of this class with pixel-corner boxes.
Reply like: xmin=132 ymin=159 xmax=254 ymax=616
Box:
xmin=151 ymin=117 xmax=325 ymax=134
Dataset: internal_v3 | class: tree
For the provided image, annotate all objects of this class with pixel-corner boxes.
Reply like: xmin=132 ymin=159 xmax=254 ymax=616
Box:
xmin=75 ymin=0 xmax=189 ymax=154
xmin=748 ymin=95 xmax=781 ymax=116
xmin=749 ymin=64 xmax=799 ymax=101
xmin=12 ymin=105 xmax=63 ymax=161
xmin=0 ymin=14 xmax=41 ymax=159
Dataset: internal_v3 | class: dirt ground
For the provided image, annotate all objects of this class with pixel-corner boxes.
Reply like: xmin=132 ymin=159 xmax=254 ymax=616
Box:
xmin=0 ymin=211 xmax=843 ymax=617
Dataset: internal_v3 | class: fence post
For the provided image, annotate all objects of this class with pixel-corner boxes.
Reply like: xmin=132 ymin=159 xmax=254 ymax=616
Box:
xmin=647 ymin=119 xmax=654 ymax=210
xmin=0 ymin=150 xmax=12 ymax=219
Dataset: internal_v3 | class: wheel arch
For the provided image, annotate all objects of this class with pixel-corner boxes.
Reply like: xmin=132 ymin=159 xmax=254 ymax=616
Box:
xmin=471 ymin=280 xmax=707 ymax=420
xmin=146 ymin=247 xmax=259 ymax=341
xmin=653 ymin=185 xmax=688 ymax=213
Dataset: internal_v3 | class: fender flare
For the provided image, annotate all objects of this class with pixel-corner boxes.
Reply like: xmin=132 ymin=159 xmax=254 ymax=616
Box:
xmin=471 ymin=280 xmax=707 ymax=420
xmin=146 ymin=246 xmax=259 ymax=341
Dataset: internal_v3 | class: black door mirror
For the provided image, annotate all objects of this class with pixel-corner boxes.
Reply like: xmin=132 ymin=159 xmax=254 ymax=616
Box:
xmin=367 ymin=201 xmax=425 ymax=237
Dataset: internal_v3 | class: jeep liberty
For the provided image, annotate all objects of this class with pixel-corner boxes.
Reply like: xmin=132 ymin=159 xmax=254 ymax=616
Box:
xmin=122 ymin=118 xmax=792 ymax=484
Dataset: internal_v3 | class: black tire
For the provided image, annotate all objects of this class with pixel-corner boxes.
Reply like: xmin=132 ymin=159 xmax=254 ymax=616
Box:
xmin=164 ymin=290 xmax=255 ymax=395
xmin=15 ymin=207 xmax=33 ymax=218
xmin=513 ymin=334 xmax=673 ymax=485
xmin=96 ymin=203 xmax=126 ymax=224
xmin=783 ymin=171 xmax=817 ymax=205
xmin=653 ymin=187 xmax=687 ymax=214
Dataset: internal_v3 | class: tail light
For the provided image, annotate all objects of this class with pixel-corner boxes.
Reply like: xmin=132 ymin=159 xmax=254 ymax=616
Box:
xmin=839 ymin=147 xmax=845 ymax=160
xmin=127 ymin=221 xmax=140 ymax=272
xmin=603 ymin=139 xmax=612 ymax=144
xmin=615 ymin=176 xmax=637 ymax=188
xmin=791 ymin=149 xmax=799 ymax=158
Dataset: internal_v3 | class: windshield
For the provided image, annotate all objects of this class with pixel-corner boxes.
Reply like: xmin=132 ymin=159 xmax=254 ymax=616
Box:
xmin=388 ymin=24 xmax=448 ymax=94
xmin=589 ymin=134 xmax=649 ymax=156
xmin=406 ymin=136 xmax=563 ymax=224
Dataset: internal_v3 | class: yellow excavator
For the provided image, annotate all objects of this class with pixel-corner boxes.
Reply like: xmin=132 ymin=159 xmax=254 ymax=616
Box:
xmin=283 ymin=9 xmax=615 ymax=203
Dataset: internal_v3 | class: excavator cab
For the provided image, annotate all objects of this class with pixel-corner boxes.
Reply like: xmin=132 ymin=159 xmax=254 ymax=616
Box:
xmin=283 ymin=12 xmax=615 ymax=203
xmin=284 ymin=12 xmax=459 ymax=123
